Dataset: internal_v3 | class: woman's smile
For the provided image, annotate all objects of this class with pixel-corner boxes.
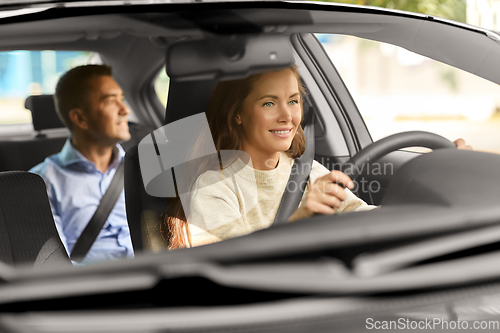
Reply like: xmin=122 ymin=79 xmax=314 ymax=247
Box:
xmin=269 ymin=128 xmax=293 ymax=138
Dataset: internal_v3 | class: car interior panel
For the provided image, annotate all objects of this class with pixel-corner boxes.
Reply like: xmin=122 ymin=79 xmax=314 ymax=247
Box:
xmin=293 ymin=33 xmax=369 ymax=153
xmin=124 ymin=145 xmax=167 ymax=253
xmin=1 ymin=1 xmax=500 ymax=331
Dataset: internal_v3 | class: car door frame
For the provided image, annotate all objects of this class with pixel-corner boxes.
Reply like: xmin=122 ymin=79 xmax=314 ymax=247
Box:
xmin=292 ymin=32 xmax=421 ymax=205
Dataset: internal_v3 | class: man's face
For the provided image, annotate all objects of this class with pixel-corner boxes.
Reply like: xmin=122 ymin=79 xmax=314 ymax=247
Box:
xmin=84 ymin=76 xmax=131 ymax=145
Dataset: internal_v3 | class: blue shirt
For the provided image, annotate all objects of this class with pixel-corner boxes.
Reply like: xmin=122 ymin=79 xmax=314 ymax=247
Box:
xmin=30 ymin=139 xmax=134 ymax=264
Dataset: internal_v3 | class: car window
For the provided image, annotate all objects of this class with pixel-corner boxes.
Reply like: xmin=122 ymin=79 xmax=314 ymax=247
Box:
xmin=154 ymin=66 xmax=170 ymax=108
xmin=0 ymin=50 xmax=94 ymax=132
xmin=317 ymin=34 xmax=500 ymax=154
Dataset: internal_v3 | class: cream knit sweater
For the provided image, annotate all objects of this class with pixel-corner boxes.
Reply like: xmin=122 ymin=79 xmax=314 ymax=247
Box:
xmin=186 ymin=153 xmax=374 ymax=246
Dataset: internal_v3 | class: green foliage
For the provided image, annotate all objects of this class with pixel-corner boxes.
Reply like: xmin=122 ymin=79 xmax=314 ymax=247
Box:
xmin=317 ymin=0 xmax=466 ymax=22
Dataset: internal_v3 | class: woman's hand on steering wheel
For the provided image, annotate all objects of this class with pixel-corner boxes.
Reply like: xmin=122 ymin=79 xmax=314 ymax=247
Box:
xmin=288 ymin=170 xmax=354 ymax=221
xmin=454 ymin=138 xmax=473 ymax=150
xmin=288 ymin=134 xmax=472 ymax=222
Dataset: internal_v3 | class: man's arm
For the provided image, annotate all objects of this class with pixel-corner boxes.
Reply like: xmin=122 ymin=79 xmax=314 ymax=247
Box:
xmin=47 ymin=189 xmax=69 ymax=253
xmin=30 ymin=163 xmax=70 ymax=253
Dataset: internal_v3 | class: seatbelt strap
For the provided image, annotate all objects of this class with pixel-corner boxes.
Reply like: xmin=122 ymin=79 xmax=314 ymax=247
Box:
xmin=272 ymin=112 xmax=315 ymax=225
xmin=70 ymin=160 xmax=125 ymax=262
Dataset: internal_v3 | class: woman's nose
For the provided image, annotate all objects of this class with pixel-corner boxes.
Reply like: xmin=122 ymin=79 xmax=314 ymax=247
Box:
xmin=277 ymin=104 xmax=293 ymax=122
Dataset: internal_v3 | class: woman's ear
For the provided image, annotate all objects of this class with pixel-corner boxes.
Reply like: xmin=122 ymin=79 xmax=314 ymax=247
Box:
xmin=235 ymin=115 xmax=242 ymax=125
xmin=69 ymin=108 xmax=89 ymax=130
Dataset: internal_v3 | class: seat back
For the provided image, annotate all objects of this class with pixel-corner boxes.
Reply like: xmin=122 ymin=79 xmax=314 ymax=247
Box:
xmin=0 ymin=171 xmax=71 ymax=268
xmin=0 ymin=138 xmax=67 ymax=172
xmin=124 ymin=145 xmax=168 ymax=252
xmin=124 ymin=77 xmax=219 ymax=253
xmin=125 ymin=36 xmax=293 ymax=252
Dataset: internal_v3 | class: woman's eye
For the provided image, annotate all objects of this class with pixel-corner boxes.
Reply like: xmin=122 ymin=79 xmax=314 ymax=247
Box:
xmin=289 ymin=99 xmax=299 ymax=105
xmin=263 ymin=102 xmax=274 ymax=107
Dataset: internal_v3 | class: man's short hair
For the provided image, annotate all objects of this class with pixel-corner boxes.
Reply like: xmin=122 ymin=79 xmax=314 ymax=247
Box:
xmin=54 ymin=64 xmax=113 ymax=130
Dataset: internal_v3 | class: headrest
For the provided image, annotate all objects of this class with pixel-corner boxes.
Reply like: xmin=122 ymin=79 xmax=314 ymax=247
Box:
xmin=25 ymin=95 xmax=65 ymax=131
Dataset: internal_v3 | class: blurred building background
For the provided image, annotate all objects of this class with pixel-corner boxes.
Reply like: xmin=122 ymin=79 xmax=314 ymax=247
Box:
xmin=317 ymin=0 xmax=500 ymax=153
xmin=467 ymin=0 xmax=500 ymax=30
xmin=0 ymin=51 xmax=92 ymax=125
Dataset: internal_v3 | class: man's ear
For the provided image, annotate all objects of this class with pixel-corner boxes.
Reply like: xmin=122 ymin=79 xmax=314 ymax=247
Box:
xmin=68 ymin=108 xmax=89 ymax=130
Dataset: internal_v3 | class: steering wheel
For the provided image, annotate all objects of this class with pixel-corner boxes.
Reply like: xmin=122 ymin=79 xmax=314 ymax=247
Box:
xmin=341 ymin=131 xmax=456 ymax=180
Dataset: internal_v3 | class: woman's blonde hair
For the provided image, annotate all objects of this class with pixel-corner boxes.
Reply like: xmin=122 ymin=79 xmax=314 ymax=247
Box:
xmin=162 ymin=65 xmax=306 ymax=249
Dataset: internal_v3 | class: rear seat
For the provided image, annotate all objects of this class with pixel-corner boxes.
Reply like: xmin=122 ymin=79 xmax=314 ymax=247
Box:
xmin=0 ymin=95 xmax=67 ymax=172
xmin=0 ymin=94 xmax=152 ymax=172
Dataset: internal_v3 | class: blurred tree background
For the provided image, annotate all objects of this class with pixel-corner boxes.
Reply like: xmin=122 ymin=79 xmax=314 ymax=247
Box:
xmin=316 ymin=0 xmax=466 ymax=22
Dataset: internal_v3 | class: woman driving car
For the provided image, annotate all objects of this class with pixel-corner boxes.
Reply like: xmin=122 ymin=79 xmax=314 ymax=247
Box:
xmin=162 ymin=65 xmax=472 ymax=249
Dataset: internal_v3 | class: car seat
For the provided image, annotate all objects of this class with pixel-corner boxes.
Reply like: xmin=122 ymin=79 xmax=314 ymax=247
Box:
xmin=26 ymin=94 xmax=66 ymax=135
xmin=0 ymin=171 xmax=71 ymax=268
xmin=124 ymin=145 xmax=168 ymax=252
xmin=124 ymin=74 xmax=220 ymax=252
xmin=0 ymin=95 xmax=67 ymax=172
xmin=25 ymin=94 xmax=151 ymax=156
xmin=124 ymin=35 xmax=295 ymax=252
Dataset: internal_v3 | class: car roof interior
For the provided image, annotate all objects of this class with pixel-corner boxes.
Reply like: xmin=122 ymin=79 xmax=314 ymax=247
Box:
xmin=1 ymin=4 xmax=499 ymax=95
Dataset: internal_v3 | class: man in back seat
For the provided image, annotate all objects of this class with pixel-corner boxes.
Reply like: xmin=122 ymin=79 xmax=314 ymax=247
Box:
xmin=30 ymin=65 xmax=134 ymax=264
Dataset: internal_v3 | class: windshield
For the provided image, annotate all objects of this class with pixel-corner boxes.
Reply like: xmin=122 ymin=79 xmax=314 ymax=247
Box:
xmin=1 ymin=4 xmax=500 ymax=330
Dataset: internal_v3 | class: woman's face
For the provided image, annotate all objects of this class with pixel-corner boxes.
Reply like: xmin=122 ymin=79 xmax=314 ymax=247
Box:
xmin=237 ymin=68 xmax=302 ymax=165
